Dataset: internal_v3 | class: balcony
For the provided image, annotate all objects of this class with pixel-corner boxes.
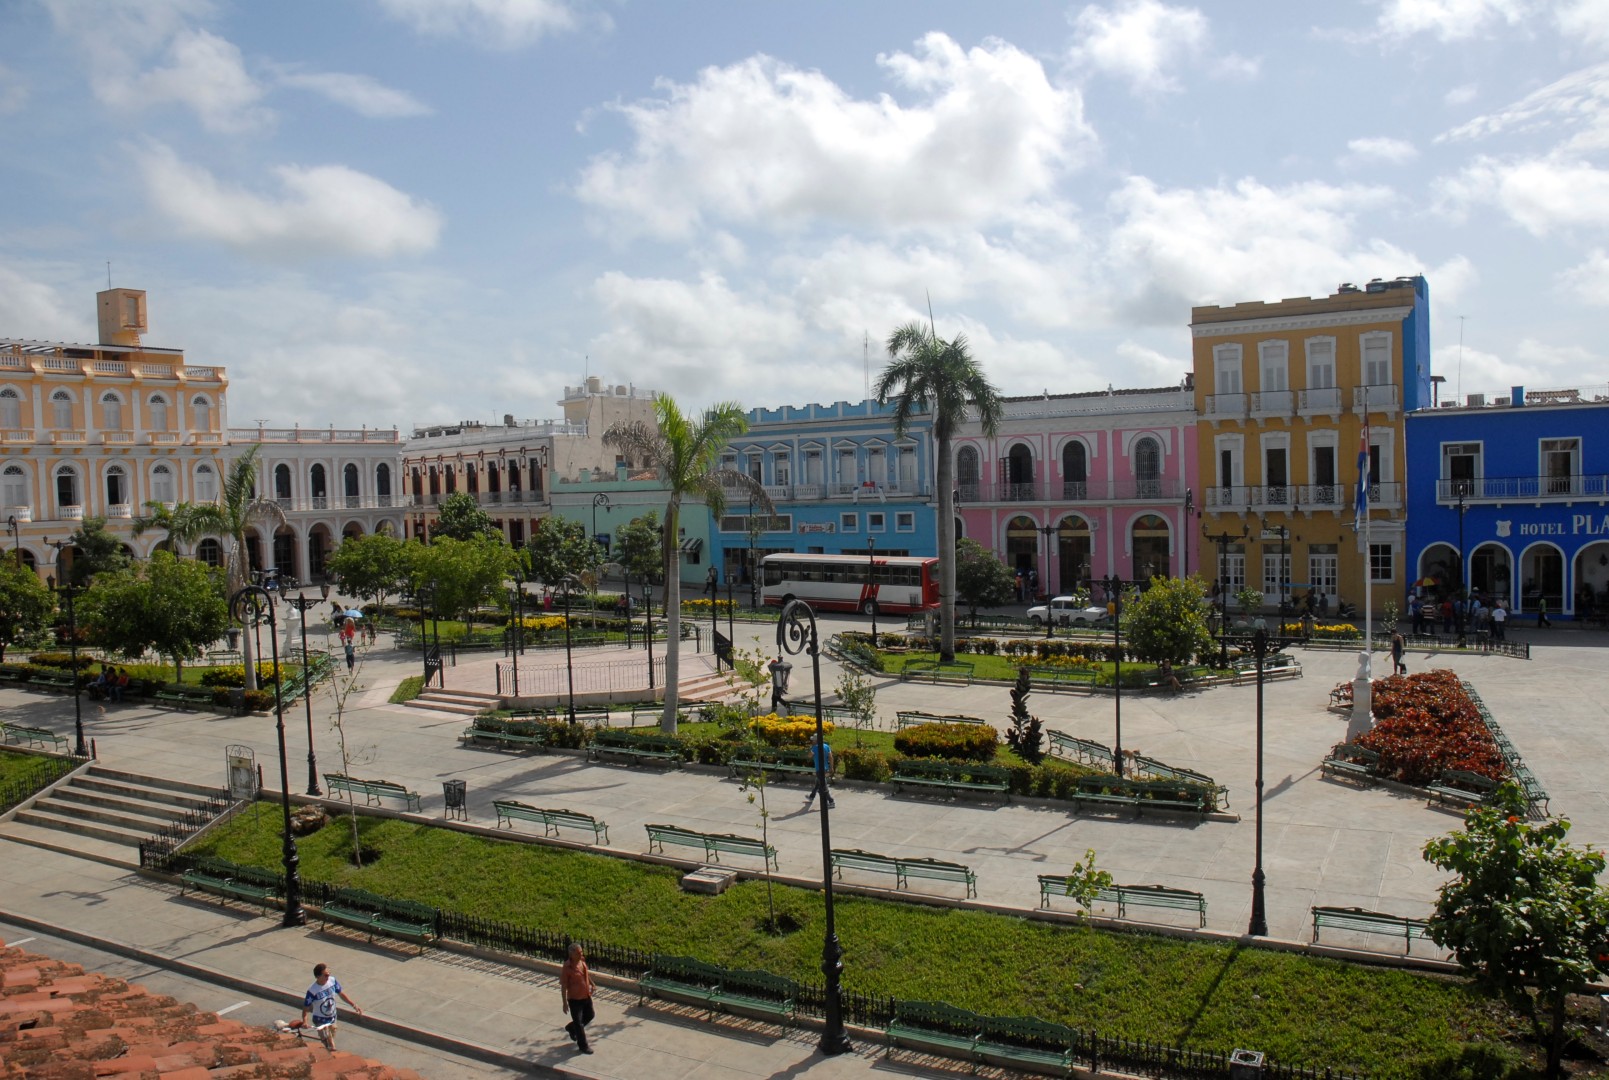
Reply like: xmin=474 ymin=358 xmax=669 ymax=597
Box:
xmin=1353 ymin=384 xmax=1400 ymax=415
xmin=51 ymin=431 xmax=86 ymax=445
xmin=101 ymin=430 xmax=135 ymax=446
xmin=5 ymin=505 xmax=31 ymax=523
xmin=58 ymin=504 xmax=83 ymax=520
xmin=1249 ymin=485 xmax=1296 ymax=509
xmin=190 ymin=432 xmax=225 ymax=446
xmin=0 ymin=429 xmax=32 ymax=444
xmin=148 ymin=432 xmax=181 ymax=445
xmin=1205 ymin=393 xmax=1247 ymax=420
xmin=1438 ymin=474 xmax=1609 ymax=503
xmin=1298 ymin=484 xmax=1346 ymax=510
xmin=1298 ymin=387 xmax=1342 ymax=417
xmin=1250 ymin=390 xmax=1292 ymax=418
xmin=1205 ymin=486 xmax=1252 ymax=509
xmin=1356 ymin=481 xmax=1403 ymax=508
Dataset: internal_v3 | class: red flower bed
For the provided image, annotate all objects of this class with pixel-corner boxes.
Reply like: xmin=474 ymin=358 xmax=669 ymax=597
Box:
xmin=1355 ymin=669 xmax=1507 ymax=786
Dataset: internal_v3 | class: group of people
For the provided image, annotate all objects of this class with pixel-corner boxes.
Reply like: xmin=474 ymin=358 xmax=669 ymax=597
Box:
xmin=1408 ymin=593 xmax=1508 ymax=644
xmin=1014 ymin=566 xmax=1038 ymax=602
xmin=90 ymin=666 xmax=130 ymax=701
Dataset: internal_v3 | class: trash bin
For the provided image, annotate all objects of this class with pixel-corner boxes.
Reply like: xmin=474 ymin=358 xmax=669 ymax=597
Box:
xmin=443 ymin=779 xmax=467 ymax=821
xmin=1230 ymin=1049 xmax=1265 ymax=1080
xmin=228 ymin=688 xmax=246 ymax=715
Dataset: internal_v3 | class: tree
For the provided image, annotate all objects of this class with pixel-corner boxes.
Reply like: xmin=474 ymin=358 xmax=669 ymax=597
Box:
xmin=432 ymin=492 xmax=498 ymax=542
xmin=1423 ymin=783 xmax=1609 ymax=1079
xmin=66 ymin=516 xmax=132 ymax=584
xmin=605 ymin=394 xmax=770 ymax=734
xmin=1006 ymin=667 xmax=1045 ymax=763
xmin=78 ymin=552 xmax=230 ymax=680
xmin=327 ymin=533 xmax=414 ymax=611
xmin=0 ymin=556 xmax=54 ymax=662
xmin=1123 ymin=576 xmax=1213 ymax=665
xmin=131 ymin=501 xmax=221 ymax=558
xmin=876 ymin=322 xmax=1003 ymax=662
xmin=411 ymin=534 xmax=513 ymax=633
xmin=613 ymin=512 xmax=664 ymax=585
xmin=954 ymin=538 xmax=1016 ymax=618
xmin=525 ymin=516 xmax=603 ymax=594
xmin=210 ymin=446 xmax=287 ymax=690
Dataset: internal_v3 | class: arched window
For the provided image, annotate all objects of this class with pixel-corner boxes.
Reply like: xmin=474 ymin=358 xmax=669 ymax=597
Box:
xmin=195 ymin=463 xmax=217 ymax=502
xmin=274 ymin=464 xmax=292 ymax=501
xmin=152 ymin=463 xmax=174 ymax=503
xmin=1004 ymin=444 xmax=1035 ymax=501
xmin=377 ymin=463 xmax=392 ymax=505
xmin=196 ymin=538 xmax=223 ymax=567
xmin=55 ymin=464 xmax=79 ymax=509
xmin=956 ymin=446 xmax=980 ymax=501
xmin=106 ymin=464 xmax=128 ymax=507
xmin=311 ymin=464 xmax=328 ymax=507
xmin=148 ymin=394 xmax=169 ymax=431
xmin=1062 ymin=442 xmax=1088 ymax=499
xmin=1134 ymin=437 xmax=1162 ymax=498
xmin=101 ymin=392 xmax=122 ymax=431
xmin=0 ymin=389 xmax=20 ymax=429
xmin=192 ymin=395 xmax=212 ymax=432
xmin=344 ymin=463 xmax=360 ymax=508
xmin=52 ymin=390 xmax=72 ymax=429
xmin=2 ymin=464 xmax=27 ymax=508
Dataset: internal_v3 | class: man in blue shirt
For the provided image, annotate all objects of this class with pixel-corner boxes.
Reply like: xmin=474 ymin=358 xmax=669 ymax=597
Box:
xmin=301 ymin=962 xmax=362 ymax=1050
xmin=803 ymin=732 xmax=835 ymax=810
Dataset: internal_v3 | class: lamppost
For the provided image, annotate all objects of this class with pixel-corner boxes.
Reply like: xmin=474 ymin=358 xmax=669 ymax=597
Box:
xmin=229 ymin=584 xmax=306 ymax=928
xmin=1202 ymin=521 xmax=1250 ymax=668
xmin=1241 ymin=623 xmax=1293 ymax=937
xmin=414 ymin=581 xmax=442 ymax=690
xmin=1037 ymin=523 xmax=1055 ymax=640
xmin=642 ymin=570 xmax=655 ymax=691
xmin=1097 ymin=573 xmax=1125 ymax=777
xmin=775 ymin=600 xmax=851 ymax=1056
xmin=509 ymin=562 xmax=527 ymax=696
xmin=43 ymin=540 xmax=88 ymax=758
xmin=748 ymin=494 xmax=761 ymax=609
xmin=283 ymin=583 xmax=331 ymax=796
xmin=711 ymin=569 xmax=722 ymax=673
xmin=1455 ymin=483 xmax=1469 ymax=599
xmin=561 ymin=574 xmax=578 ymax=723
xmin=1183 ymin=488 xmax=1194 ymax=579
xmin=591 ymin=493 xmax=611 ymax=549
xmin=866 ymin=537 xmax=878 ymax=643
xmin=5 ymin=515 xmax=19 ymax=559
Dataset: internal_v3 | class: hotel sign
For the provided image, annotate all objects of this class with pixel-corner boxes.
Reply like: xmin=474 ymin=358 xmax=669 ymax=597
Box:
xmin=798 ymin=522 xmax=836 ymax=534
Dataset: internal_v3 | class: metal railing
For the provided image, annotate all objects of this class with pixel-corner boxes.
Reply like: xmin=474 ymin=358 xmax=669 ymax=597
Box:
xmin=1437 ymin=474 xmax=1609 ymax=501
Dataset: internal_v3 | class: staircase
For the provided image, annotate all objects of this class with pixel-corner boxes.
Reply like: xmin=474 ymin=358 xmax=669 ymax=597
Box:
xmin=406 ymin=687 xmax=501 ymax=716
xmin=0 ymin=766 xmax=229 ymax=867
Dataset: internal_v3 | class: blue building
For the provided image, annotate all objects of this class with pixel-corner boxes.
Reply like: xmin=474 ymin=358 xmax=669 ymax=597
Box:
xmin=1405 ymin=386 xmax=1609 ymax=622
xmin=711 ymin=399 xmax=937 ymax=587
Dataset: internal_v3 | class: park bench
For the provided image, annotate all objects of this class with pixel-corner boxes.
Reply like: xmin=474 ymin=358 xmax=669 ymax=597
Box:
xmin=1328 ymin=682 xmax=1353 ymax=709
xmin=1038 ymin=876 xmax=1208 ymax=927
xmin=589 ymin=730 xmax=684 ymax=768
xmin=153 ymin=687 xmax=214 ymax=711
xmin=323 ymin=773 xmax=422 ymax=812
xmin=1310 ymin=905 xmax=1430 ymax=954
xmin=319 ymin=887 xmax=437 ymax=951
xmin=638 ymin=955 xmax=800 ymax=1026
xmin=899 ymin=659 xmax=975 ymax=685
xmin=631 ymin=705 xmax=707 ymax=727
xmin=1234 ymin=654 xmax=1302 ymax=683
xmin=830 ymin=848 xmax=977 ymax=897
xmin=894 ymin=710 xmax=988 ymax=729
xmin=727 ymin=747 xmax=816 ymax=782
xmin=180 ymin=858 xmax=281 ymax=913
xmin=205 ymin=650 xmax=242 ymax=664
xmin=886 ymin=1000 xmax=985 ymax=1061
xmin=32 ymin=671 xmax=78 ymax=692
xmin=1132 ymin=756 xmax=1229 ymax=809
xmin=890 ymin=760 xmax=1010 ymax=802
xmin=1026 ymin=667 xmax=1099 ymax=692
xmin=1072 ymin=775 xmax=1140 ymax=816
xmin=644 ymin=823 xmax=777 ymax=870
xmin=460 ymin=717 xmax=548 ymax=751
xmin=1 ymin=723 xmax=70 ymax=753
xmin=975 ymin=1014 xmax=1082 ymax=1076
xmin=492 ymin=800 xmax=609 ymax=844
xmin=1426 ymin=769 xmax=1498 ymax=810
xmin=1320 ymin=743 xmax=1380 ymax=786
xmin=1133 ymin=779 xmax=1213 ymax=819
xmin=1045 ymin=731 xmax=1116 ymax=769
xmin=1511 ymin=763 xmax=1550 ymax=814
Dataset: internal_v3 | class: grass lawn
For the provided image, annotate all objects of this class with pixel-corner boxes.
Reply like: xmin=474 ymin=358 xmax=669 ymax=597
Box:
xmin=195 ymin=810 xmax=1510 ymax=1079
xmin=672 ymin=720 xmax=1037 ymax=767
xmin=0 ymin=748 xmax=54 ymax=787
xmin=876 ymin=650 xmax=1158 ymax=683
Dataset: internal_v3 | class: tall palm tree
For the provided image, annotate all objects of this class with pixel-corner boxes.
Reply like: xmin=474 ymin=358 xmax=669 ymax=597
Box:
xmin=130 ymin=501 xmax=221 ymax=558
xmin=605 ymin=395 xmax=770 ymax=734
xmin=876 ymin=322 xmax=1004 ymax=662
xmin=211 ymin=446 xmax=287 ymax=690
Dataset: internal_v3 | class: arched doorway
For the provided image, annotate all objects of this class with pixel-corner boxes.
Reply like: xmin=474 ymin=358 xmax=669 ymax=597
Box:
xmin=1130 ymin=514 xmax=1171 ymax=582
xmin=1572 ymin=541 xmax=1609 ymax=617
xmin=1057 ymin=515 xmax=1093 ymax=593
xmin=308 ymin=524 xmax=335 ymax=580
xmin=1416 ymin=543 xmax=1459 ymax=596
xmin=1134 ymin=437 xmax=1162 ymax=499
xmin=1003 ymin=444 xmax=1034 ymax=501
xmin=1470 ymin=542 xmax=1512 ymax=604
xmin=273 ymin=526 xmax=297 ymax=581
xmin=956 ymin=446 xmax=980 ymax=502
xmin=1518 ymin=543 xmax=1564 ymax=616
xmin=1005 ymin=515 xmax=1038 ymax=576
xmin=197 ymin=538 xmax=223 ymax=567
xmin=1061 ymin=442 xmax=1088 ymax=500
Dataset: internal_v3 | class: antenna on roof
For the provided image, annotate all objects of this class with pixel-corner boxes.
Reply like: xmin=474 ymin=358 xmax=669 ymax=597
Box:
xmin=926 ymin=290 xmax=937 ymax=338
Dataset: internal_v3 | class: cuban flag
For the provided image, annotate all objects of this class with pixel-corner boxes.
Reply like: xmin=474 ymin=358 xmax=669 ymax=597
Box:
xmin=1354 ymin=422 xmax=1370 ymax=530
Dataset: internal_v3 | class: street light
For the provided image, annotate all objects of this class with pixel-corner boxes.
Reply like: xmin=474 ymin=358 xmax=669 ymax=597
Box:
xmin=866 ymin=537 xmax=878 ymax=643
xmin=1097 ymin=573 xmax=1125 ymax=777
xmin=5 ymin=515 xmax=19 ymax=559
xmin=228 ymin=584 xmax=306 ymax=928
xmin=775 ymin=599 xmax=851 ymax=1056
xmin=43 ymin=540 xmax=88 ymax=758
xmin=1183 ymin=488 xmax=1194 ymax=579
xmin=283 ymin=583 xmax=332 ymax=796
xmin=642 ymin=570 xmax=655 ymax=691
xmin=509 ymin=562 xmax=527 ymax=696
xmin=1241 ymin=623 xmax=1294 ymax=936
xmin=748 ymin=494 xmax=761 ymax=609
xmin=1037 ymin=523 xmax=1055 ymax=640
xmin=592 ymin=493 xmax=611 ymax=549
xmin=561 ymin=574 xmax=578 ymax=723
xmin=1202 ymin=521 xmax=1251 ymax=668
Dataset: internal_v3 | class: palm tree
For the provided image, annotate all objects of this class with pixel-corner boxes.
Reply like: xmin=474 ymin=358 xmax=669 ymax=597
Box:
xmin=131 ymin=501 xmax=222 ymax=558
xmin=876 ymin=322 xmax=1004 ymax=662
xmin=210 ymin=446 xmax=287 ymax=690
xmin=605 ymin=395 xmax=770 ymax=734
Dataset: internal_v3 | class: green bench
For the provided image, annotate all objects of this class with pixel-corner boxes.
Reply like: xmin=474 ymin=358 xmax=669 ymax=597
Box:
xmin=1311 ymin=905 xmax=1430 ymax=954
xmin=644 ymin=823 xmax=777 ymax=870
xmin=890 ymin=760 xmax=1010 ymax=802
xmin=319 ymin=887 xmax=437 ymax=951
xmin=899 ymin=660 xmax=975 ymax=685
xmin=1235 ymin=654 xmax=1303 ymax=683
xmin=1 ymin=723 xmax=70 ymax=753
xmin=728 ymin=747 xmax=816 ymax=782
xmin=630 ymin=705 xmax=706 ymax=727
xmin=1046 ymin=730 xmax=1116 ymax=769
xmin=1321 ymin=743 xmax=1380 ymax=786
xmin=154 ymin=688 xmax=214 ymax=711
xmin=32 ymin=672 xmax=78 ymax=692
xmin=831 ymin=848 xmax=977 ymax=897
xmin=894 ymin=710 xmax=987 ymax=729
xmin=1027 ymin=667 xmax=1099 ymax=691
xmin=976 ymin=1015 xmax=1083 ymax=1076
xmin=460 ymin=718 xmax=548 ymax=751
xmin=1038 ymin=876 xmax=1207 ymax=927
xmin=638 ymin=955 xmax=800 ymax=1026
xmin=589 ymin=730 xmax=684 ymax=768
xmin=887 ymin=1000 xmax=985 ymax=1061
xmin=323 ymin=773 xmax=422 ymax=812
xmin=1132 ymin=755 xmax=1229 ymax=809
xmin=180 ymin=859 xmax=281 ymax=913
xmin=1426 ymin=769 xmax=1498 ymax=810
xmin=1070 ymin=776 xmax=1213 ymax=819
xmin=493 ymin=799 xmax=609 ymax=844
xmin=1512 ymin=763 xmax=1550 ymax=814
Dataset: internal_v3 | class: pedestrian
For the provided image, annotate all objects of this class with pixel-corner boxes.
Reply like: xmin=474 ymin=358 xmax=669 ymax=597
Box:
xmin=365 ymin=619 xmax=377 ymax=645
xmin=1440 ymin=598 xmax=1454 ymax=635
xmin=112 ymin=667 xmax=128 ymax=703
xmin=1407 ymin=595 xmax=1421 ymax=636
xmin=343 ymin=642 xmax=355 ymax=671
xmin=1390 ymin=631 xmax=1406 ymax=675
xmin=1302 ymin=609 xmax=1315 ymax=642
xmin=340 ymin=617 xmax=356 ymax=646
xmin=1317 ymin=590 xmax=1328 ymax=617
xmin=767 ymin=655 xmax=790 ymax=715
xmin=560 ymin=943 xmax=596 ymax=1054
xmin=301 ymin=962 xmax=361 ymax=1052
xmin=1492 ymin=600 xmax=1507 ymax=641
xmin=703 ymin=565 xmax=717 ymax=598
xmin=803 ymin=731 xmax=835 ymax=810
xmin=1027 ymin=567 xmax=1038 ymax=601
xmin=1538 ymin=596 xmax=1551 ymax=628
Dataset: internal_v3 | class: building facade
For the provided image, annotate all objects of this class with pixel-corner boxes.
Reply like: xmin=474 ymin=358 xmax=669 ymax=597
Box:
xmin=1405 ymin=385 xmax=1609 ymax=621
xmin=1191 ymin=276 xmax=1431 ymax=612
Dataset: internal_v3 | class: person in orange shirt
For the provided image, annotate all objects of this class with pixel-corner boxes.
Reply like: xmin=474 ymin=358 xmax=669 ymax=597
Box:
xmin=560 ymin=943 xmax=596 ymax=1054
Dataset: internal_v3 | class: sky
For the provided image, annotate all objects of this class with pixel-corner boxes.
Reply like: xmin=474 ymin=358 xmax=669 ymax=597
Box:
xmin=1 ymin=0 xmax=1606 ymax=431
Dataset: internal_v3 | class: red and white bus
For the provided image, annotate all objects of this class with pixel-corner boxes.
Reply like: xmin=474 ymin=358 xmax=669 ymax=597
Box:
xmin=761 ymin=553 xmax=941 ymax=615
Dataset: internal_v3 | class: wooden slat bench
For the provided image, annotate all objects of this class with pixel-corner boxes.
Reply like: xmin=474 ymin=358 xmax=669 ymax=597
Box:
xmin=638 ymin=955 xmax=799 ymax=1026
xmin=1 ymin=723 xmax=70 ymax=753
xmin=1311 ymin=905 xmax=1430 ymax=954
xmin=1027 ymin=667 xmax=1099 ymax=692
xmin=1132 ymin=756 xmax=1229 ymax=809
xmin=154 ymin=688 xmax=215 ymax=711
xmin=976 ymin=1015 xmax=1082 ymax=1075
xmin=890 ymin=760 xmax=1010 ymax=802
xmin=1039 ymin=877 xmax=1207 ymax=927
xmin=180 ymin=860 xmax=281 ymax=913
xmin=493 ymin=800 xmax=608 ymax=844
xmin=1320 ymin=743 xmax=1380 ymax=786
xmin=831 ymin=848 xmax=976 ymax=897
xmin=460 ymin=719 xmax=548 ymax=751
xmin=1046 ymin=731 xmax=1115 ymax=769
xmin=323 ymin=773 xmax=422 ymax=812
xmin=319 ymin=887 xmax=437 ymax=951
xmin=899 ymin=660 xmax=975 ymax=685
xmin=644 ymin=824 xmax=777 ymax=870
xmin=886 ymin=1000 xmax=984 ymax=1061
xmin=894 ymin=710 xmax=987 ymax=729
xmin=727 ymin=748 xmax=816 ymax=782
xmin=1426 ymin=769 xmax=1498 ymax=810
xmin=589 ymin=731 xmax=683 ymax=768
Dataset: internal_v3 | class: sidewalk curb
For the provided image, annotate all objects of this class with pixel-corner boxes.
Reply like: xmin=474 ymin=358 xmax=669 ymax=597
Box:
xmin=0 ymin=905 xmax=574 ymax=1078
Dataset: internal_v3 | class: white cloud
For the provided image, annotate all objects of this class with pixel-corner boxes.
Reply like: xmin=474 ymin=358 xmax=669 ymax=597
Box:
xmin=0 ymin=64 xmax=27 ymax=114
xmin=0 ymin=266 xmax=82 ymax=343
xmin=1560 ymin=249 xmax=1609 ymax=304
xmin=375 ymin=0 xmax=589 ymax=48
xmin=119 ymin=28 xmax=269 ymax=132
xmin=1444 ymin=83 xmax=1478 ymax=106
xmin=1374 ymin=0 xmax=1541 ymax=42
xmin=576 ymin=33 xmax=1093 ymax=239
xmin=1556 ymin=0 xmax=1609 ymax=49
xmin=1439 ymin=61 xmax=1609 ymax=153
xmin=1343 ymin=136 xmax=1418 ymax=165
xmin=1068 ymin=0 xmax=1209 ymax=94
xmin=273 ymin=68 xmax=432 ymax=118
xmin=131 ymin=142 xmax=443 ymax=259
xmin=1114 ymin=340 xmax=1189 ymax=385
xmin=1436 ymin=155 xmax=1609 ymax=235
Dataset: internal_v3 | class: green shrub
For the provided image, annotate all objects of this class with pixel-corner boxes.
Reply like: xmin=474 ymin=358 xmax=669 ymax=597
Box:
xmin=894 ymin=722 xmax=999 ymax=762
xmin=27 ymin=652 xmax=92 ymax=670
xmin=838 ymin=746 xmax=893 ymax=782
xmin=199 ymin=663 xmax=281 ymax=687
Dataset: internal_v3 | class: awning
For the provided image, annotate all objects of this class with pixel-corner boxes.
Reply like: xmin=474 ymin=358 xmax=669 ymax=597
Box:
xmin=680 ymin=538 xmax=703 ymax=556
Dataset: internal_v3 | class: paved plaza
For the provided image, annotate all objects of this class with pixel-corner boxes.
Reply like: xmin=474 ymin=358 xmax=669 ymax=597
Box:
xmin=2 ymin=613 xmax=1607 ymax=1076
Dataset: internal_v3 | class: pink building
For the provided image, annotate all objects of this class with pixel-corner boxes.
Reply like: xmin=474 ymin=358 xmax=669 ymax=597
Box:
xmin=952 ymin=382 xmax=1198 ymax=597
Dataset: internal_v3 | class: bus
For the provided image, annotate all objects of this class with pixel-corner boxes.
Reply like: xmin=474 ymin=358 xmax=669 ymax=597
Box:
xmin=761 ymin=553 xmax=941 ymax=615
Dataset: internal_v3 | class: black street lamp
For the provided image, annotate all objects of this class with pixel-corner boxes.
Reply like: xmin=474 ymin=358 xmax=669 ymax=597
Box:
xmin=1097 ymin=573 xmax=1125 ymax=777
xmin=748 ymin=494 xmax=761 ymax=609
xmin=642 ymin=571 xmax=655 ymax=691
xmin=1202 ymin=521 xmax=1250 ymax=668
xmin=414 ymin=582 xmax=442 ymax=689
xmin=44 ymin=540 xmax=88 ymax=758
xmin=5 ymin=515 xmax=20 ymax=559
xmin=1037 ymin=523 xmax=1055 ymax=640
xmin=1455 ymin=483 xmax=1469 ymax=599
xmin=592 ymin=492 xmax=611 ymax=550
xmin=866 ymin=537 xmax=878 ymax=643
xmin=711 ymin=569 xmax=721 ymax=673
xmin=283 ymin=583 xmax=331 ymax=796
xmin=775 ymin=600 xmax=851 ymax=1056
xmin=1241 ymin=624 xmax=1294 ymax=937
xmin=509 ymin=563 xmax=527 ymax=695
xmin=1183 ymin=488 xmax=1194 ymax=579
xmin=561 ymin=574 xmax=578 ymax=723
xmin=229 ymin=584 xmax=306 ymax=928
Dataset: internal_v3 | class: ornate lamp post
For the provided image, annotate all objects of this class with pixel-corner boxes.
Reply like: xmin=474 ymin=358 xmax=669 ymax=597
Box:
xmin=283 ymin=583 xmax=331 ymax=796
xmin=509 ymin=562 xmax=527 ymax=696
xmin=591 ymin=493 xmax=611 ymax=550
xmin=561 ymin=573 xmax=578 ymax=723
xmin=5 ymin=515 xmax=20 ymax=559
xmin=44 ymin=540 xmax=88 ymax=758
xmin=1183 ymin=488 xmax=1194 ymax=578
xmin=1097 ymin=573 xmax=1125 ymax=777
xmin=1037 ymin=523 xmax=1055 ymax=640
xmin=642 ymin=569 xmax=655 ymax=691
xmin=1202 ymin=521 xmax=1250 ymax=668
xmin=866 ymin=537 xmax=878 ymax=642
xmin=1241 ymin=623 xmax=1294 ymax=936
xmin=776 ymin=600 xmax=851 ymax=1056
xmin=229 ymin=584 xmax=306 ymax=928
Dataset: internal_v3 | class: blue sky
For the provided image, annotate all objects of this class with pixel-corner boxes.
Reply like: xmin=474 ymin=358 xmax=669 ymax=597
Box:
xmin=1 ymin=0 xmax=1605 ymax=429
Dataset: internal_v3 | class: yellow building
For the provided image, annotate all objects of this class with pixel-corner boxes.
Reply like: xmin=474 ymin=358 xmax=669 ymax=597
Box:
xmin=1191 ymin=276 xmax=1432 ymax=618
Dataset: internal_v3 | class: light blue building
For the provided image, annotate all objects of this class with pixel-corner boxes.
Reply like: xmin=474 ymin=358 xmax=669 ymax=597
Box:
xmin=711 ymin=399 xmax=937 ymax=589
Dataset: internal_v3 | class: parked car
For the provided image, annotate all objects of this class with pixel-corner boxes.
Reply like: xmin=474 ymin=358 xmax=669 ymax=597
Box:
xmin=1026 ymin=596 xmax=1109 ymax=627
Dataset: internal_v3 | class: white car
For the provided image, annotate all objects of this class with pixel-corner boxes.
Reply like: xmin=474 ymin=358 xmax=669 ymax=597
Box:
xmin=1026 ymin=596 xmax=1109 ymax=627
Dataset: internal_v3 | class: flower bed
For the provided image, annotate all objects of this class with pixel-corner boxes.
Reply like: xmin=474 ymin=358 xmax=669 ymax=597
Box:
xmin=1355 ymin=670 xmax=1506 ymax=786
